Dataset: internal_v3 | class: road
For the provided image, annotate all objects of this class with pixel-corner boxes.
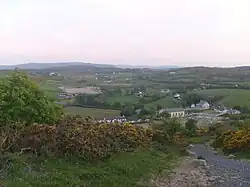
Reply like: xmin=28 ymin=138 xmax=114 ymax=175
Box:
xmin=191 ymin=144 xmax=250 ymax=187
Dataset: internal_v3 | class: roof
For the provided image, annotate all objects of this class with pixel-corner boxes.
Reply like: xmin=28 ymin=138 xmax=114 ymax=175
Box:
xmin=159 ymin=108 xmax=185 ymax=113
xmin=197 ymin=100 xmax=209 ymax=105
xmin=104 ymin=116 xmax=126 ymax=120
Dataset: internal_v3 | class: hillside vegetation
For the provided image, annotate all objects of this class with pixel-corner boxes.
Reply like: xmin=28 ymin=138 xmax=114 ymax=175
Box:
xmin=0 ymin=71 xmax=187 ymax=187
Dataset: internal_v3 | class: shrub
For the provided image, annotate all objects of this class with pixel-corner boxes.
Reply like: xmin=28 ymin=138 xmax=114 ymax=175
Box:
xmin=151 ymin=118 xmax=186 ymax=146
xmin=162 ymin=118 xmax=184 ymax=139
xmin=185 ymin=119 xmax=197 ymax=136
xmin=196 ymin=127 xmax=209 ymax=136
xmin=213 ymin=129 xmax=250 ymax=153
xmin=1 ymin=116 xmax=153 ymax=160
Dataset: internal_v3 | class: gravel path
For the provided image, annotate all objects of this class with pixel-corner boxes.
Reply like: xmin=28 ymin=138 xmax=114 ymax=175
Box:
xmin=191 ymin=144 xmax=250 ymax=187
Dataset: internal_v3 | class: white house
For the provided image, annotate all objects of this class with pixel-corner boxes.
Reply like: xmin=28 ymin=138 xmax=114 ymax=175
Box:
xmin=135 ymin=91 xmax=144 ymax=97
xmin=161 ymin=89 xmax=170 ymax=94
xmin=169 ymin=72 xmax=176 ymax=75
xmin=196 ymin=100 xmax=210 ymax=109
xmin=174 ymin=93 xmax=180 ymax=98
xmin=159 ymin=108 xmax=185 ymax=118
xmin=173 ymin=93 xmax=181 ymax=100
xmin=49 ymin=72 xmax=56 ymax=76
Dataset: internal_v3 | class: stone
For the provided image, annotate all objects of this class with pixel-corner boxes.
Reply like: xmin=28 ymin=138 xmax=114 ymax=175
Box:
xmin=192 ymin=159 xmax=208 ymax=168
xmin=228 ymin=154 xmax=236 ymax=159
xmin=212 ymin=150 xmax=218 ymax=155
xmin=186 ymin=149 xmax=196 ymax=157
xmin=197 ymin=156 xmax=206 ymax=160
xmin=188 ymin=144 xmax=194 ymax=148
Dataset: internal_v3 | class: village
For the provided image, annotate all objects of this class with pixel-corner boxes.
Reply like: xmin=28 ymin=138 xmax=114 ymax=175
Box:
xmin=94 ymin=99 xmax=241 ymax=127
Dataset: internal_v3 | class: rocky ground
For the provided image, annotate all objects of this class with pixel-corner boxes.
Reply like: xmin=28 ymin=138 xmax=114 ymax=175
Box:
xmin=149 ymin=144 xmax=250 ymax=187
xmin=191 ymin=144 xmax=250 ymax=187
xmin=149 ymin=156 xmax=219 ymax=187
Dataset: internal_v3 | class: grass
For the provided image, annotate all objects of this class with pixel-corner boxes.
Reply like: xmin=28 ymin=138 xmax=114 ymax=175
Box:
xmin=43 ymin=90 xmax=59 ymax=100
xmin=146 ymin=96 xmax=182 ymax=109
xmin=37 ymin=80 xmax=61 ymax=100
xmin=64 ymin=107 xmax=121 ymax=119
xmin=192 ymin=89 xmax=250 ymax=108
xmin=2 ymin=150 xmax=179 ymax=187
xmin=232 ymin=151 xmax=250 ymax=160
xmin=187 ymin=135 xmax=215 ymax=144
xmin=106 ymin=95 xmax=139 ymax=104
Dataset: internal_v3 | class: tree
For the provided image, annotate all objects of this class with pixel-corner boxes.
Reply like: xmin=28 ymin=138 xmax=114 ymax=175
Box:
xmin=156 ymin=104 xmax=163 ymax=110
xmin=138 ymin=108 xmax=154 ymax=118
xmin=162 ymin=118 xmax=183 ymax=139
xmin=0 ymin=70 xmax=62 ymax=125
xmin=185 ymin=119 xmax=197 ymax=136
xmin=120 ymin=104 xmax=134 ymax=117
xmin=133 ymin=102 xmax=144 ymax=110
xmin=183 ymin=93 xmax=202 ymax=107
xmin=113 ymin=101 xmax=121 ymax=109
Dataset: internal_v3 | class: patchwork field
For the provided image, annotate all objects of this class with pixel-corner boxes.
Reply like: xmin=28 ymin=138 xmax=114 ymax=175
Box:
xmin=64 ymin=107 xmax=120 ymax=119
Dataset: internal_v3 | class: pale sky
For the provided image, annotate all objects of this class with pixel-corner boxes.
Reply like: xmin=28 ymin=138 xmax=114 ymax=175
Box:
xmin=1 ymin=0 xmax=250 ymax=67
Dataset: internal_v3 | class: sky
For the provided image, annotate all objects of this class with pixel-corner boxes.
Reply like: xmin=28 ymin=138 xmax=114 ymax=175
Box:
xmin=0 ymin=0 xmax=250 ymax=67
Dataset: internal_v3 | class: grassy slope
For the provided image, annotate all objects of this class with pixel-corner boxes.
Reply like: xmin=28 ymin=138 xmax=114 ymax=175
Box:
xmin=192 ymin=89 xmax=250 ymax=108
xmin=146 ymin=96 xmax=182 ymax=109
xmin=106 ymin=95 xmax=139 ymax=104
xmin=3 ymin=150 xmax=179 ymax=187
xmin=64 ymin=107 xmax=121 ymax=119
xmin=38 ymin=80 xmax=62 ymax=100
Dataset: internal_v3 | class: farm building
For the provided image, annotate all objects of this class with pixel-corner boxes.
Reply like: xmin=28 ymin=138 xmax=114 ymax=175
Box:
xmin=158 ymin=108 xmax=185 ymax=118
xmin=99 ymin=116 xmax=127 ymax=123
xmin=195 ymin=100 xmax=210 ymax=109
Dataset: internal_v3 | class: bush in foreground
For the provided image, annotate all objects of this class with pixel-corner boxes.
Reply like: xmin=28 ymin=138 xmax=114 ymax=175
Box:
xmin=1 ymin=116 xmax=153 ymax=160
xmin=0 ymin=70 xmax=62 ymax=125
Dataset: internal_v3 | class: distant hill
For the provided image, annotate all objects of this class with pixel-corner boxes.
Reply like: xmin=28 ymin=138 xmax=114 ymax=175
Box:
xmin=0 ymin=62 xmax=116 ymax=70
xmin=116 ymin=64 xmax=179 ymax=69
xmin=151 ymin=65 xmax=180 ymax=70
xmin=0 ymin=62 xmax=180 ymax=71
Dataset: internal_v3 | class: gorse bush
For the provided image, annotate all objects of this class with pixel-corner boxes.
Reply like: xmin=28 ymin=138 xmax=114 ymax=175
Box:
xmin=0 ymin=70 xmax=62 ymax=125
xmin=1 ymin=116 xmax=153 ymax=160
xmin=213 ymin=129 xmax=250 ymax=153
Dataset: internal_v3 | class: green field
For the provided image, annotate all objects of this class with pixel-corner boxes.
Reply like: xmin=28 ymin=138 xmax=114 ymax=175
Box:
xmin=192 ymin=89 xmax=250 ymax=108
xmin=106 ymin=95 xmax=139 ymax=104
xmin=3 ymin=150 xmax=179 ymax=187
xmin=64 ymin=107 xmax=120 ymax=119
xmin=146 ymin=96 xmax=182 ymax=109
xmin=37 ymin=80 xmax=62 ymax=100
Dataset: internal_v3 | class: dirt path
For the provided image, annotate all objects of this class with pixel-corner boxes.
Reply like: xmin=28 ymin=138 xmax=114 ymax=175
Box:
xmin=149 ymin=144 xmax=250 ymax=187
xmin=149 ymin=156 xmax=219 ymax=187
xmin=191 ymin=144 xmax=250 ymax=187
